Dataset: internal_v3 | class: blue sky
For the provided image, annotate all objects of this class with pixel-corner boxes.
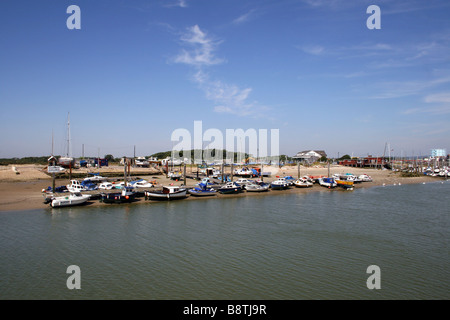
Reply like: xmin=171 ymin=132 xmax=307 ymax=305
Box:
xmin=0 ymin=0 xmax=449 ymax=159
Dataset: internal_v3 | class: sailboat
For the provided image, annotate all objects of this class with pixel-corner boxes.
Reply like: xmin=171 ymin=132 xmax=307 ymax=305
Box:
xmin=58 ymin=113 xmax=75 ymax=167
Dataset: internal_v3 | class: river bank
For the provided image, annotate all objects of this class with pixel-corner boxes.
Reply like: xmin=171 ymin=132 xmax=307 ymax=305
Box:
xmin=0 ymin=165 xmax=441 ymax=212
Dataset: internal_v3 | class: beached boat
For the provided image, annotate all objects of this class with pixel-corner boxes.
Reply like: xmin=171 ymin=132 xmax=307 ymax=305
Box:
xmin=188 ymin=183 xmax=217 ymax=197
xmin=66 ymin=180 xmax=87 ymax=192
xmin=358 ymin=174 xmax=373 ymax=182
xmin=50 ymin=192 xmax=91 ymax=208
xmin=168 ymin=171 xmax=183 ymax=180
xmin=130 ymin=179 xmax=155 ymax=188
xmin=217 ymin=182 xmax=243 ymax=194
xmin=336 ymin=179 xmax=354 ymax=190
xmin=234 ymin=178 xmax=253 ymax=189
xmin=98 ymin=182 xmax=114 ymax=190
xmin=234 ymin=167 xmax=254 ymax=177
xmin=84 ymin=174 xmax=107 ymax=182
xmin=270 ymin=178 xmax=290 ymax=190
xmin=145 ymin=186 xmax=187 ymax=200
xmin=318 ymin=177 xmax=337 ymax=188
xmin=245 ymin=182 xmax=270 ymax=192
xmin=294 ymin=178 xmax=313 ymax=188
xmin=101 ymin=187 xmax=136 ymax=204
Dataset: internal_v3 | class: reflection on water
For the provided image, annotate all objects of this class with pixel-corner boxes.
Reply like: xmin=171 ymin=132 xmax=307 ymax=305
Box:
xmin=0 ymin=181 xmax=449 ymax=299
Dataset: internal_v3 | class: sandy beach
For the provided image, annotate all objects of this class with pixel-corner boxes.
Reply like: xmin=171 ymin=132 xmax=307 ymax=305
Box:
xmin=0 ymin=163 xmax=440 ymax=212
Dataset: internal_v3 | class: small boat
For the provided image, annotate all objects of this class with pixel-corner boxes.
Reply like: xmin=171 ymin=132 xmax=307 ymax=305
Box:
xmin=234 ymin=178 xmax=253 ymax=189
xmin=84 ymin=174 xmax=107 ymax=182
xmin=66 ymin=180 xmax=87 ymax=192
xmin=294 ymin=178 xmax=313 ymax=188
xmin=50 ymin=192 xmax=91 ymax=208
xmin=234 ymin=167 xmax=254 ymax=177
xmin=188 ymin=183 xmax=217 ymax=197
xmin=318 ymin=177 xmax=337 ymax=188
xmin=336 ymin=179 xmax=354 ymax=190
xmin=168 ymin=171 xmax=183 ymax=180
xmin=145 ymin=186 xmax=187 ymax=200
xmin=270 ymin=178 xmax=290 ymax=190
xmin=217 ymin=182 xmax=243 ymax=194
xmin=245 ymin=182 xmax=270 ymax=192
xmin=130 ymin=179 xmax=155 ymax=188
xmin=101 ymin=187 xmax=136 ymax=204
xmin=358 ymin=174 xmax=373 ymax=182
xmin=98 ymin=182 xmax=114 ymax=190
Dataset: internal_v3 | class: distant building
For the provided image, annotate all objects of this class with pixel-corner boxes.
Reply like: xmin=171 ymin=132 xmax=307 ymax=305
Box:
xmin=431 ymin=149 xmax=446 ymax=158
xmin=292 ymin=150 xmax=327 ymax=163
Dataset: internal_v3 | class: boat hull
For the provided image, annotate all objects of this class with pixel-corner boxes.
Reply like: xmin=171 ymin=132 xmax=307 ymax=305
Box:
xmin=101 ymin=193 xmax=136 ymax=204
xmin=145 ymin=190 xmax=187 ymax=200
xmin=51 ymin=195 xmax=90 ymax=208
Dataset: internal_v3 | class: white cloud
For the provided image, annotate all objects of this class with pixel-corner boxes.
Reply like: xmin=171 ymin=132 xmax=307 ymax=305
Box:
xmin=174 ymin=25 xmax=224 ymax=67
xmin=232 ymin=9 xmax=257 ymax=25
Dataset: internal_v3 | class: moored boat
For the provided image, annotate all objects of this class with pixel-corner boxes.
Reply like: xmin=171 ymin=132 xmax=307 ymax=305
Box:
xmin=50 ymin=192 xmax=91 ymax=208
xmin=145 ymin=186 xmax=187 ymax=200
xmin=101 ymin=187 xmax=136 ymax=204
xmin=217 ymin=182 xmax=242 ymax=194
xmin=188 ymin=183 xmax=217 ymax=197
xmin=336 ymin=179 xmax=354 ymax=190
xmin=245 ymin=182 xmax=270 ymax=192
xmin=318 ymin=177 xmax=337 ymax=188
xmin=294 ymin=178 xmax=313 ymax=188
xmin=270 ymin=178 xmax=290 ymax=190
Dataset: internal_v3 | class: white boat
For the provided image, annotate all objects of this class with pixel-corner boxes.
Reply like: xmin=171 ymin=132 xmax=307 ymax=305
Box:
xmin=234 ymin=167 xmax=254 ymax=176
xmin=50 ymin=192 xmax=91 ymax=208
xmin=130 ymin=179 xmax=154 ymax=188
xmin=217 ymin=182 xmax=243 ymax=194
xmin=168 ymin=171 xmax=183 ymax=180
xmin=66 ymin=180 xmax=87 ymax=192
xmin=358 ymin=174 xmax=373 ymax=182
xmin=98 ymin=182 xmax=114 ymax=190
xmin=145 ymin=186 xmax=187 ymax=200
xmin=294 ymin=178 xmax=313 ymax=188
xmin=270 ymin=178 xmax=289 ymax=190
xmin=84 ymin=174 xmax=106 ymax=182
xmin=318 ymin=177 xmax=337 ymax=188
xmin=245 ymin=182 xmax=270 ymax=192
xmin=234 ymin=178 xmax=253 ymax=189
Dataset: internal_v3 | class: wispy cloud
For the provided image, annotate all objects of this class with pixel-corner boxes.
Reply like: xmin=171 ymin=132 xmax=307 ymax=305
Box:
xmin=173 ymin=25 xmax=270 ymax=117
xmin=371 ymin=77 xmax=450 ymax=99
xmin=164 ymin=0 xmax=188 ymax=8
xmin=300 ymin=45 xmax=325 ymax=56
xmin=232 ymin=9 xmax=258 ymax=25
xmin=173 ymin=25 xmax=224 ymax=67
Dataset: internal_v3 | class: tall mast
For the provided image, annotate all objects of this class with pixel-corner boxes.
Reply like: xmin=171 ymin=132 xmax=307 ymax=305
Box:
xmin=67 ymin=112 xmax=71 ymax=158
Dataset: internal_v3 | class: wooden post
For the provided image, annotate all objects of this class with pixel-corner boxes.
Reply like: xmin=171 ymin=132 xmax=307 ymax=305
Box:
xmin=297 ymin=162 xmax=300 ymax=179
xmin=69 ymin=162 xmax=72 ymax=180
xmin=261 ymin=162 xmax=264 ymax=182
xmin=231 ymin=163 xmax=234 ymax=182
xmin=183 ymin=163 xmax=186 ymax=185
xmin=221 ymin=162 xmax=224 ymax=183
xmin=327 ymin=161 xmax=330 ymax=177
xmin=124 ymin=157 xmax=127 ymax=186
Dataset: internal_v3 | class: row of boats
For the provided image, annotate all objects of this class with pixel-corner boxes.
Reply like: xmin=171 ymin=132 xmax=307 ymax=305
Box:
xmin=44 ymin=173 xmax=373 ymax=208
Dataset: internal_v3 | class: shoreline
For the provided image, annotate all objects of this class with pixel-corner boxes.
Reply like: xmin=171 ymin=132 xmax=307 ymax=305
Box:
xmin=0 ymin=165 xmax=443 ymax=212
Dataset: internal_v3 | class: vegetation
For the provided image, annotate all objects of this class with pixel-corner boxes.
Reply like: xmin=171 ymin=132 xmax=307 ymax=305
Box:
xmin=0 ymin=157 xmax=49 ymax=166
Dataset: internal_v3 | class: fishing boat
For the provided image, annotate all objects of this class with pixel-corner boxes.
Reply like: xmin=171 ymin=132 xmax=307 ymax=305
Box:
xmin=217 ymin=182 xmax=242 ymax=194
xmin=101 ymin=187 xmax=136 ymax=204
xmin=270 ymin=178 xmax=290 ymax=190
xmin=318 ymin=177 xmax=337 ymax=188
xmin=168 ymin=171 xmax=183 ymax=180
xmin=50 ymin=192 xmax=91 ymax=208
xmin=188 ymin=183 xmax=217 ymax=197
xmin=245 ymin=182 xmax=270 ymax=192
xmin=145 ymin=186 xmax=187 ymax=200
xmin=293 ymin=178 xmax=313 ymax=188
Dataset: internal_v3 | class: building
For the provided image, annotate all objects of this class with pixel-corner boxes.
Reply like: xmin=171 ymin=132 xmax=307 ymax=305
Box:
xmin=339 ymin=156 xmax=385 ymax=168
xmin=292 ymin=150 xmax=327 ymax=164
xmin=431 ymin=149 xmax=447 ymax=158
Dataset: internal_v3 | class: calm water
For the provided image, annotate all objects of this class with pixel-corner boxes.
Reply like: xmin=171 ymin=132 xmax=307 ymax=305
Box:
xmin=0 ymin=182 xmax=449 ymax=299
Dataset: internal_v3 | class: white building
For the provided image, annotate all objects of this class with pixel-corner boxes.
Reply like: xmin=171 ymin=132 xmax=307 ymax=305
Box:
xmin=292 ymin=150 xmax=327 ymax=163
